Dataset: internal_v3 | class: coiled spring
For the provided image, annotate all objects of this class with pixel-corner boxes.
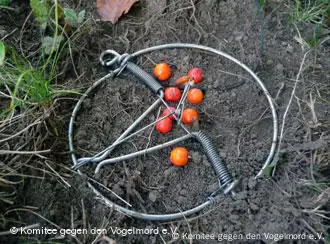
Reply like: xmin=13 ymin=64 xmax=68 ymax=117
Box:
xmin=193 ymin=131 xmax=233 ymax=187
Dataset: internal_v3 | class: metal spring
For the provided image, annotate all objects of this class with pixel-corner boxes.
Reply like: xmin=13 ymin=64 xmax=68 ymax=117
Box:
xmin=193 ymin=131 xmax=233 ymax=187
xmin=126 ymin=62 xmax=163 ymax=94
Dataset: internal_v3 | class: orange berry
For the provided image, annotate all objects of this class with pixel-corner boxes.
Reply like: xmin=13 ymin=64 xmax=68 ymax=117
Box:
xmin=175 ymin=75 xmax=191 ymax=86
xmin=153 ymin=63 xmax=172 ymax=81
xmin=170 ymin=147 xmax=189 ymax=166
xmin=187 ymin=88 xmax=204 ymax=104
xmin=182 ymin=108 xmax=199 ymax=124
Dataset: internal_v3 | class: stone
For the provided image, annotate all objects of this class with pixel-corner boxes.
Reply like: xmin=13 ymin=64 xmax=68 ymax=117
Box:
xmin=180 ymin=189 xmax=188 ymax=196
xmin=164 ymin=167 xmax=177 ymax=178
xmin=148 ymin=191 xmax=158 ymax=203
xmin=201 ymin=155 xmax=211 ymax=167
xmin=234 ymin=31 xmax=243 ymax=41
xmin=249 ymin=202 xmax=259 ymax=211
xmin=191 ymin=151 xmax=202 ymax=164
xmin=266 ymin=59 xmax=273 ymax=65
xmin=286 ymin=44 xmax=293 ymax=53
xmin=213 ymin=80 xmax=220 ymax=89
xmin=275 ymin=63 xmax=284 ymax=73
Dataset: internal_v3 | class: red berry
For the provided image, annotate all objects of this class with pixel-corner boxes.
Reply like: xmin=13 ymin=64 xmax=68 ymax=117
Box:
xmin=156 ymin=117 xmax=173 ymax=133
xmin=162 ymin=107 xmax=177 ymax=120
xmin=188 ymin=68 xmax=203 ymax=84
xmin=164 ymin=87 xmax=181 ymax=102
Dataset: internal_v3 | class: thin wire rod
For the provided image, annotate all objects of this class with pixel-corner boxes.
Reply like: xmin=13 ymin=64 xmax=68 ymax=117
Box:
xmin=175 ymin=81 xmax=193 ymax=124
xmin=95 ymin=133 xmax=194 ymax=174
xmin=176 ymin=81 xmax=192 ymax=109
xmin=76 ymin=97 xmax=162 ymax=166
xmin=74 ymin=109 xmax=176 ymax=169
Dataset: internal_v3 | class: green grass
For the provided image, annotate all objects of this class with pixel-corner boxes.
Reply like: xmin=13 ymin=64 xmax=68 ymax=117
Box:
xmin=0 ymin=40 xmax=76 ymax=118
xmin=289 ymin=0 xmax=330 ymax=48
xmin=0 ymin=0 xmax=85 ymax=230
xmin=290 ymin=0 xmax=330 ymax=25
xmin=0 ymin=0 xmax=82 ymax=119
xmin=0 ymin=0 xmax=14 ymax=10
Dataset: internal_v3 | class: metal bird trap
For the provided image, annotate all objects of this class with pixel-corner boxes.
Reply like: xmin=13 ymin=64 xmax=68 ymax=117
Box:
xmin=69 ymin=43 xmax=278 ymax=221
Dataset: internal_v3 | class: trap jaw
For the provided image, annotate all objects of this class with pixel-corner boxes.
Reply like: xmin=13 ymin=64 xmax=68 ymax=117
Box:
xmin=69 ymin=43 xmax=279 ymax=221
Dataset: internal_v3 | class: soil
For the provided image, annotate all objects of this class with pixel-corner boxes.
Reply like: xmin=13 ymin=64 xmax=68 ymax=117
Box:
xmin=1 ymin=0 xmax=329 ymax=244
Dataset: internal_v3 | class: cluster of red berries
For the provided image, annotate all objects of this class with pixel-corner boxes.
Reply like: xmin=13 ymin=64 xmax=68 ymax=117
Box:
xmin=152 ymin=63 xmax=205 ymax=166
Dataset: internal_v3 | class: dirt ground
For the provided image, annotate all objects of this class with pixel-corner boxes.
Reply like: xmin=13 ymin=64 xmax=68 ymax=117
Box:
xmin=1 ymin=0 xmax=330 ymax=243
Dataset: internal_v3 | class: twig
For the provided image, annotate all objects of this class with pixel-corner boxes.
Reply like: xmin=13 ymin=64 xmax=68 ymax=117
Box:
xmin=70 ymin=205 xmax=74 ymax=230
xmin=44 ymin=160 xmax=71 ymax=188
xmin=0 ymin=112 xmax=26 ymax=130
xmin=93 ymin=236 xmax=115 ymax=244
xmin=81 ymin=199 xmax=87 ymax=244
xmin=91 ymin=218 xmax=111 ymax=244
xmin=0 ymin=149 xmax=51 ymax=155
xmin=87 ymin=177 xmax=132 ymax=207
xmin=308 ymin=92 xmax=318 ymax=125
xmin=50 ymin=18 xmax=80 ymax=78
xmin=1 ymin=28 xmax=18 ymax=41
xmin=299 ymin=218 xmax=320 ymax=242
xmin=189 ymin=0 xmax=204 ymax=34
xmin=279 ymin=51 xmax=310 ymax=139
xmin=181 ymin=209 xmax=193 ymax=244
xmin=0 ymin=118 xmax=42 ymax=143
xmin=272 ymin=50 xmax=311 ymax=173
xmin=0 ymin=177 xmax=23 ymax=185
xmin=19 ymin=11 xmax=33 ymax=59
xmin=302 ymin=205 xmax=330 ymax=220
xmin=158 ymin=233 xmax=167 ymax=244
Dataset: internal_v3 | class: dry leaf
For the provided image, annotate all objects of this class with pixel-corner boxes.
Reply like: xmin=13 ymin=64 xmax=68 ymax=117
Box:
xmin=97 ymin=0 xmax=137 ymax=24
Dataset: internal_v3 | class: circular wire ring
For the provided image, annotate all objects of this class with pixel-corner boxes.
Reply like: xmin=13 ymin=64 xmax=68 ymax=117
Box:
xmin=68 ymin=43 xmax=278 ymax=221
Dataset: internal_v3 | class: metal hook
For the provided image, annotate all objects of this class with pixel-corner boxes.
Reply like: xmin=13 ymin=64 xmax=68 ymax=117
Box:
xmin=99 ymin=49 xmax=121 ymax=66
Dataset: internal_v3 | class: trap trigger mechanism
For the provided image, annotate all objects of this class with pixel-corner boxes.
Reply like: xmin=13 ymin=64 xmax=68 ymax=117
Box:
xmin=99 ymin=49 xmax=163 ymax=95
